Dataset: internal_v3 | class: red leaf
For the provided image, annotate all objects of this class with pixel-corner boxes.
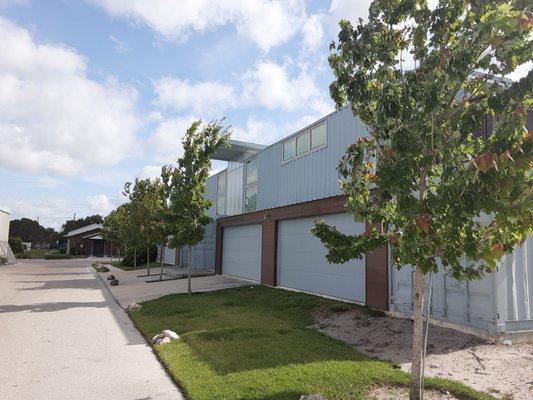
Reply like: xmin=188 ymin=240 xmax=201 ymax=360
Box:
xmin=415 ymin=214 xmax=430 ymax=234
xmin=474 ymin=153 xmax=498 ymax=173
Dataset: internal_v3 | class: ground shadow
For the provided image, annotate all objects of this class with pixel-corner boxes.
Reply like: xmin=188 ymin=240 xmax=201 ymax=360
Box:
xmin=0 ymin=301 xmax=108 ymax=313
xmin=243 ymin=391 xmax=304 ymax=400
xmin=16 ymin=278 xmax=99 ymax=290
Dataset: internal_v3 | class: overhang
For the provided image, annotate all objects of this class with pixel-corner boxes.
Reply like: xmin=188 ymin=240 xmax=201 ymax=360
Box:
xmin=83 ymin=233 xmax=104 ymax=240
xmin=211 ymin=140 xmax=266 ymax=161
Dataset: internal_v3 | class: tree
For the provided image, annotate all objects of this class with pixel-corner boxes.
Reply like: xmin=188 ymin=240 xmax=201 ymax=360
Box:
xmin=9 ymin=218 xmax=60 ymax=245
xmin=103 ymin=205 xmax=128 ymax=258
xmin=122 ymin=181 xmax=146 ymax=270
xmin=313 ymin=1 xmax=532 ymax=399
xmin=166 ymin=120 xmax=230 ymax=294
xmin=61 ymin=215 xmax=103 ymax=235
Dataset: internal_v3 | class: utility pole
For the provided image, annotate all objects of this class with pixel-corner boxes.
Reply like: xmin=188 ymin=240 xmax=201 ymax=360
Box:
xmin=73 ymin=213 xmax=76 ymax=221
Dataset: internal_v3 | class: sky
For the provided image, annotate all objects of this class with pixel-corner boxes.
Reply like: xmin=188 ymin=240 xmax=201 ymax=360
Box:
xmin=0 ymin=0 xmax=530 ymax=230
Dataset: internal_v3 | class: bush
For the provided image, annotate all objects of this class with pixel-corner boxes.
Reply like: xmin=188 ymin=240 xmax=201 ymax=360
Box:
xmin=8 ymin=237 xmax=24 ymax=254
xmin=44 ymin=254 xmax=72 ymax=260
xmin=121 ymin=246 xmax=158 ymax=267
xmin=59 ymin=248 xmax=67 ymax=254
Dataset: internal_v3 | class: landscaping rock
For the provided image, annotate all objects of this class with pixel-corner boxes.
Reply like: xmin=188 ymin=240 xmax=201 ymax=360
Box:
xmin=162 ymin=330 xmax=179 ymax=340
xmin=107 ymin=274 xmax=116 ymax=280
xmin=157 ymin=337 xmax=172 ymax=345
xmin=100 ymin=266 xmax=109 ymax=272
xmin=151 ymin=330 xmax=180 ymax=345
xmin=151 ymin=333 xmax=164 ymax=344
xmin=110 ymin=279 xmax=119 ymax=286
xmin=126 ymin=303 xmax=142 ymax=311
xmin=299 ymin=395 xmax=326 ymax=400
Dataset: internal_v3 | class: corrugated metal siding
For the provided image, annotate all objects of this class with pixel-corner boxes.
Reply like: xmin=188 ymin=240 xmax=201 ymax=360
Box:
xmin=277 ymin=212 xmax=366 ymax=302
xmin=390 ymin=235 xmax=533 ymax=334
xmin=502 ymin=236 xmax=533 ymax=331
xmin=226 ymin=166 xmax=243 ymax=215
xmin=257 ymin=107 xmax=368 ymax=211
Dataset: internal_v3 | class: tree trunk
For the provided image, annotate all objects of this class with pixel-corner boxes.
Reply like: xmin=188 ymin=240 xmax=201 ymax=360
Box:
xmin=410 ymin=266 xmax=425 ymax=400
xmin=146 ymin=247 xmax=150 ymax=276
xmin=133 ymin=248 xmax=137 ymax=270
xmin=159 ymin=245 xmax=165 ymax=281
xmin=187 ymin=245 xmax=192 ymax=295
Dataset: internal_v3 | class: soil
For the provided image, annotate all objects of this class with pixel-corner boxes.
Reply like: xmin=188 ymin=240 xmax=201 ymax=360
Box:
xmin=313 ymin=308 xmax=533 ymax=400
xmin=368 ymin=386 xmax=458 ymax=399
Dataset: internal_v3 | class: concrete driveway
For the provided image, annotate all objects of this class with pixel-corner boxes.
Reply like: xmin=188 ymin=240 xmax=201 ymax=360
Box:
xmin=0 ymin=259 xmax=184 ymax=400
xmin=99 ymin=264 xmax=252 ymax=307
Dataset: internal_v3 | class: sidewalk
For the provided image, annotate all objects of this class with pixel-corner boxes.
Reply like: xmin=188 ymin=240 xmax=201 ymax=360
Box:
xmin=0 ymin=259 xmax=184 ymax=400
xmin=98 ymin=263 xmax=252 ymax=307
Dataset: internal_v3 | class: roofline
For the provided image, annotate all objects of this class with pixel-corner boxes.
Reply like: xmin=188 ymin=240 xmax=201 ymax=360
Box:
xmin=0 ymin=209 xmax=10 ymax=216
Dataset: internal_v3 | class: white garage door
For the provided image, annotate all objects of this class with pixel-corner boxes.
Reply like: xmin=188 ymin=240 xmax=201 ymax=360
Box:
xmin=222 ymin=224 xmax=262 ymax=281
xmin=277 ymin=213 xmax=366 ymax=302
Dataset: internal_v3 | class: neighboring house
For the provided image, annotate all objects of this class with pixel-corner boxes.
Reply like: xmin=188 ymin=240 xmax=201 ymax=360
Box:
xmin=159 ymin=106 xmax=532 ymax=339
xmin=0 ymin=209 xmax=16 ymax=264
xmin=65 ymin=223 xmax=114 ymax=257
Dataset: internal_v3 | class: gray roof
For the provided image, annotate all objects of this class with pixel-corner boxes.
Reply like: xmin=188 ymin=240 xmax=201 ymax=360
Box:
xmin=211 ymin=140 xmax=266 ymax=161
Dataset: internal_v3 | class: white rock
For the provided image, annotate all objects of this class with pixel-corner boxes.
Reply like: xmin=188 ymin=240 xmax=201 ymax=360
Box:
xmin=151 ymin=333 xmax=163 ymax=344
xmin=126 ymin=303 xmax=142 ymax=311
xmin=162 ymin=330 xmax=179 ymax=340
xmin=156 ymin=337 xmax=172 ymax=345
xmin=299 ymin=395 xmax=326 ymax=400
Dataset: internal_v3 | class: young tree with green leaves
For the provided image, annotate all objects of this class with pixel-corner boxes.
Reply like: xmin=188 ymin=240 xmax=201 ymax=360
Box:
xmin=103 ymin=204 xmax=128 ymax=259
xmin=313 ymin=1 xmax=532 ymax=398
xmin=122 ymin=181 xmax=146 ymax=270
xmin=165 ymin=120 xmax=230 ymax=294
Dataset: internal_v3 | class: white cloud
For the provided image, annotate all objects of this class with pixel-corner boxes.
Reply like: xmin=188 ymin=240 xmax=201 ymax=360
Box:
xmin=109 ymin=35 xmax=131 ymax=53
xmin=241 ymin=60 xmax=329 ymax=113
xmin=301 ymin=14 xmax=325 ymax=51
xmin=326 ymin=0 xmax=372 ymax=35
xmin=137 ymin=164 xmax=163 ymax=180
xmin=153 ymin=77 xmax=236 ymax=116
xmin=2 ymin=194 xmax=121 ymax=230
xmin=87 ymin=194 xmax=116 ymax=215
xmin=0 ymin=17 xmax=140 ymax=176
xmin=506 ymin=61 xmax=532 ymax=82
xmin=148 ymin=115 xmax=198 ymax=164
xmin=88 ymin=0 xmax=305 ymax=52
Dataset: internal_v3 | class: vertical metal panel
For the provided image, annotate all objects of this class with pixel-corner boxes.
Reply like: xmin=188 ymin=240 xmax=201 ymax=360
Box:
xmin=503 ymin=236 xmax=532 ymax=323
xmin=389 ymin=235 xmax=533 ymax=334
xmin=257 ymin=108 xmax=368 ymax=211
xmin=277 ymin=212 xmax=366 ymax=302
xmin=226 ymin=166 xmax=243 ymax=215
xmin=222 ymin=224 xmax=262 ymax=281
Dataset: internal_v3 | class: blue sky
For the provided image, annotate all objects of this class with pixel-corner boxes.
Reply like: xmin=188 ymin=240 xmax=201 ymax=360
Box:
xmin=0 ymin=0 xmax=530 ymax=230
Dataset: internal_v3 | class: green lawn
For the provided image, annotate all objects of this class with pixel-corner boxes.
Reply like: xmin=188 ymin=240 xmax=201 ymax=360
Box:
xmin=108 ymin=260 xmax=160 ymax=271
xmin=130 ymin=286 xmax=494 ymax=400
xmin=16 ymin=248 xmax=60 ymax=259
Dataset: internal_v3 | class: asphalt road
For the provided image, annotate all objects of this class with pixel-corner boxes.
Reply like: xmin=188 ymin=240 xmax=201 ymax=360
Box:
xmin=0 ymin=259 xmax=184 ymax=400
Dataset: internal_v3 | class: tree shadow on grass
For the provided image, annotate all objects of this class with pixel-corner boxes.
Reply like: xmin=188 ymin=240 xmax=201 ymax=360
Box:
xmin=182 ymin=325 xmax=366 ymax=375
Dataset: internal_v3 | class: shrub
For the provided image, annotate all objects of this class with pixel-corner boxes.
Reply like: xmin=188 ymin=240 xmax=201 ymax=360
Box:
xmin=8 ymin=237 xmax=24 ymax=254
xmin=59 ymin=248 xmax=67 ymax=254
xmin=121 ymin=246 xmax=158 ymax=267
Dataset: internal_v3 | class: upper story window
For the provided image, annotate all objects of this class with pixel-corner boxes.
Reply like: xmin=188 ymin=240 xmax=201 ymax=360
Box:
xmin=216 ymin=173 xmax=226 ymax=215
xmin=244 ymin=157 xmax=258 ymax=212
xmin=283 ymin=121 xmax=326 ymax=162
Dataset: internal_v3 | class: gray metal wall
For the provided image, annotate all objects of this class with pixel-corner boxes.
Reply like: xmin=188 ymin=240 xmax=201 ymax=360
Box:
xmin=390 ymin=235 xmax=533 ymax=335
xmin=257 ymin=107 xmax=368 ymax=211
xmin=277 ymin=212 xmax=366 ymax=302
xmin=222 ymin=224 xmax=262 ymax=281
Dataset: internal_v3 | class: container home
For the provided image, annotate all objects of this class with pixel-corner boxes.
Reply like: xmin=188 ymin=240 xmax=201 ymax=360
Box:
xmin=161 ymin=107 xmax=532 ymax=339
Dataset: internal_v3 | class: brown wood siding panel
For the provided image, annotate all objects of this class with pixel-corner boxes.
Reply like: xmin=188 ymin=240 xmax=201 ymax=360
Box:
xmin=215 ymin=223 xmax=223 ymax=274
xmin=218 ymin=195 xmax=346 ymax=227
xmin=365 ymin=222 xmax=389 ymax=310
xmin=261 ymin=220 xmax=277 ymax=286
